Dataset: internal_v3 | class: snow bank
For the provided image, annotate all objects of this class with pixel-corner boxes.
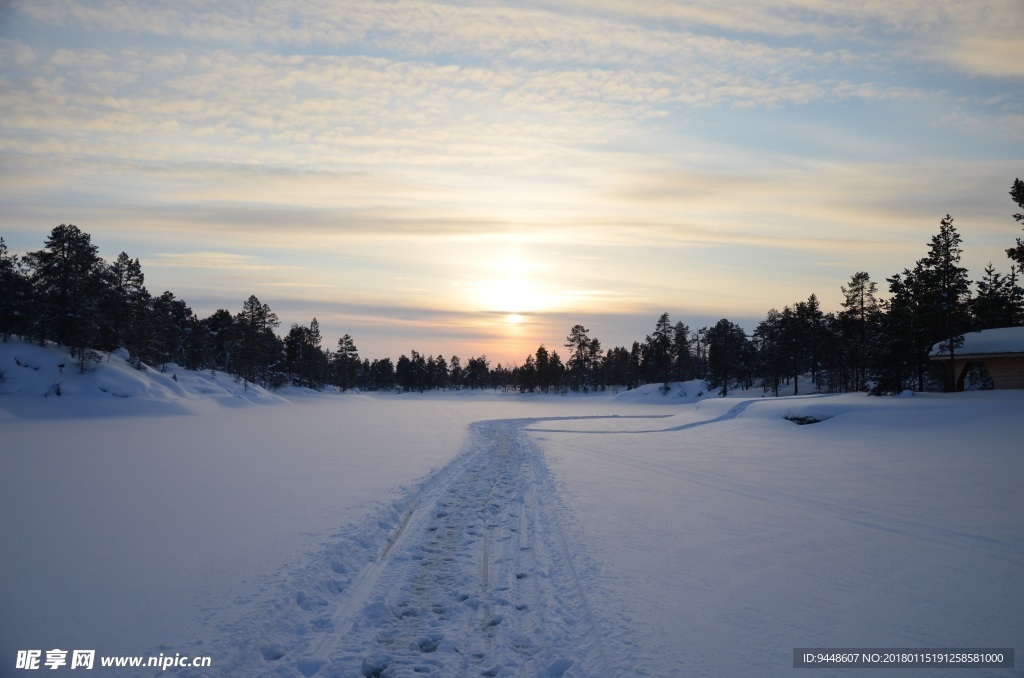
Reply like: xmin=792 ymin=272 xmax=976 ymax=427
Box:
xmin=612 ymin=379 xmax=711 ymax=403
xmin=0 ymin=339 xmax=287 ymax=419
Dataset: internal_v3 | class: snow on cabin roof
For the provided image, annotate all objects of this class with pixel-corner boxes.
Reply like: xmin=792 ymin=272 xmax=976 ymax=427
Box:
xmin=930 ymin=326 xmax=1024 ymax=357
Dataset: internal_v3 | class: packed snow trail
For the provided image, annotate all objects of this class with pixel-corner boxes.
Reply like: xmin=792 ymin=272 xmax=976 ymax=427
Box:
xmin=192 ymin=417 xmax=640 ymax=677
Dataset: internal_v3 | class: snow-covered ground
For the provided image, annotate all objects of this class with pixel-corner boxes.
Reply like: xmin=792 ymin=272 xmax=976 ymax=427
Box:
xmin=2 ymin=340 xmax=1022 ymax=676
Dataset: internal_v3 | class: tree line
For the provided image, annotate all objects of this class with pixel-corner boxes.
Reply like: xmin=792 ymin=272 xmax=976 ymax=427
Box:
xmin=2 ymin=179 xmax=1023 ymax=395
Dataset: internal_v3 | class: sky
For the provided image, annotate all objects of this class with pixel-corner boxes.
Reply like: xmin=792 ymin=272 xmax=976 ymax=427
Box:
xmin=1 ymin=0 xmax=1023 ymax=365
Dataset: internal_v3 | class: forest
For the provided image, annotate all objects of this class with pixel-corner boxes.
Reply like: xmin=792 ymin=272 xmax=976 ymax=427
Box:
xmin=2 ymin=179 xmax=1023 ymax=397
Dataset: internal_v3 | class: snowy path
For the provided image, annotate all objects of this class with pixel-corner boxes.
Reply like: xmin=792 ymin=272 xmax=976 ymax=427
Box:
xmin=197 ymin=418 xmax=625 ymax=677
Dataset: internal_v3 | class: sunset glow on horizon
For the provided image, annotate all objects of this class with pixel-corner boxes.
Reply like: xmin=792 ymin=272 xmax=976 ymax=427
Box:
xmin=2 ymin=1 xmax=1022 ymax=364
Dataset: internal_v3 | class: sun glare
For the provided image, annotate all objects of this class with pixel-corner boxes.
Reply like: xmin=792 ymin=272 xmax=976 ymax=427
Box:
xmin=469 ymin=254 xmax=553 ymax=316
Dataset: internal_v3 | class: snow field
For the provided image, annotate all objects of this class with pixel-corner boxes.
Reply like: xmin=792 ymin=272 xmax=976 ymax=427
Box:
xmin=2 ymin=340 xmax=1022 ymax=676
xmin=533 ymin=392 xmax=1024 ymax=676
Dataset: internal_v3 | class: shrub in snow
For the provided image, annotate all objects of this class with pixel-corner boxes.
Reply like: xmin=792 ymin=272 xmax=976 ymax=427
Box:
xmin=784 ymin=414 xmax=827 ymax=425
xmin=76 ymin=349 xmax=103 ymax=374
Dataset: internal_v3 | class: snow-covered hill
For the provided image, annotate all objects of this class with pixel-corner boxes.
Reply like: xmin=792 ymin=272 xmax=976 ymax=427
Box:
xmin=0 ymin=339 xmax=287 ymax=418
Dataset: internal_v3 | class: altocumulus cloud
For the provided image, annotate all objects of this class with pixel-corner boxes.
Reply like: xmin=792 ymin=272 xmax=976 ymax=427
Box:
xmin=1 ymin=0 xmax=1022 ymax=362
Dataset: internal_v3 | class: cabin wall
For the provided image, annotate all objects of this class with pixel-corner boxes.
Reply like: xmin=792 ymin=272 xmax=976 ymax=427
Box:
xmin=941 ymin=356 xmax=1024 ymax=390
xmin=981 ymin=357 xmax=1024 ymax=389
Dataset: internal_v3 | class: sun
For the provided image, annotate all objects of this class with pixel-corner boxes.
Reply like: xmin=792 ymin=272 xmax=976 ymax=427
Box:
xmin=484 ymin=276 xmax=538 ymax=313
xmin=471 ymin=264 xmax=550 ymax=316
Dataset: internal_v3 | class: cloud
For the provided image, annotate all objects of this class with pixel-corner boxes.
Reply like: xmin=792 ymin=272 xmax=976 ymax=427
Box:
xmin=146 ymin=251 xmax=294 ymax=272
xmin=944 ymin=38 xmax=1024 ymax=79
xmin=6 ymin=0 xmax=1016 ymax=194
xmin=2 ymin=0 xmax=1021 ymax=363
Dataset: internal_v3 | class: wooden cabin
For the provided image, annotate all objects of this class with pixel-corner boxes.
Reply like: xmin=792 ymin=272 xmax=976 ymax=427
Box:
xmin=929 ymin=327 xmax=1024 ymax=390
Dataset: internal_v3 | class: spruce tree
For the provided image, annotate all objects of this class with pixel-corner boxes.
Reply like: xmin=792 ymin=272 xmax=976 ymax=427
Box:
xmin=331 ymin=334 xmax=360 ymax=390
xmin=874 ymin=269 xmax=927 ymax=393
xmin=917 ymin=215 xmax=972 ymax=391
xmin=971 ymin=263 xmax=1024 ymax=329
xmin=796 ymin=293 xmax=825 ymax=390
xmin=839 ymin=272 xmax=880 ymax=391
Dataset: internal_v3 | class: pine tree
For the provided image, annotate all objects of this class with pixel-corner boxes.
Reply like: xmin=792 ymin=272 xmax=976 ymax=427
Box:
xmin=396 ymin=354 xmax=411 ymax=391
xmin=601 ymin=346 xmax=625 ymax=390
xmin=777 ymin=305 xmax=806 ymax=395
xmin=491 ymin=363 xmax=512 ymax=392
xmin=564 ymin=324 xmax=593 ymax=391
xmin=410 ymin=350 xmax=427 ymax=391
xmin=24 ymin=224 xmax=106 ymax=369
xmin=284 ymin=318 xmax=329 ymax=389
xmin=534 ymin=344 xmax=552 ymax=392
xmin=235 ymin=295 xmax=281 ymax=387
xmin=706 ymin=319 xmax=751 ymax=396
xmin=753 ymin=308 xmax=786 ymax=396
xmin=465 ymin=356 xmax=490 ymax=389
xmin=671 ymin=320 xmax=693 ymax=381
xmin=519 ymin=354 xmax=538 ymax=393
xmin=0 ymin=237 xmax=32 ymax=341
xmin=449 ymin=356 xmax=462 ymax=389
xmin=628 ymin=342 xmax=642 ymax=389
xmin=645 ymin=312 xmax=673 ymax=387
xmin=587 ymin=337 xmax=603 ymax=390
xmin=150 ymin=291 xmax=194 ymax=370
xmin=201 ymin=309 xmax=238 ymax=373
xmin=100 ymin=252 xmax=148 ymax=355
xmin=369 ymin=357 xmax=395 ymax=391
xmin=1005 ymin=178 xmax=1024 ymax=268
xmin=691 ymin=329 xmax=708 ymax=380
xmin=432 ymin=354 xmax=449 ymax=390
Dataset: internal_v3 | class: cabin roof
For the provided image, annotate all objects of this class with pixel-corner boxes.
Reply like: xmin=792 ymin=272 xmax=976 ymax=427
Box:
xmin=930 ymin=326 xmax=1024 ymax=358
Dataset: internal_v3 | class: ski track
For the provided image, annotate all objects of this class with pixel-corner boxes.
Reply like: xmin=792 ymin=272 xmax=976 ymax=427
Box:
xmin=528 ymin=397 xmax=780 ymax=434
xmin=183 ymin=418 xmax=632 ymax=677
